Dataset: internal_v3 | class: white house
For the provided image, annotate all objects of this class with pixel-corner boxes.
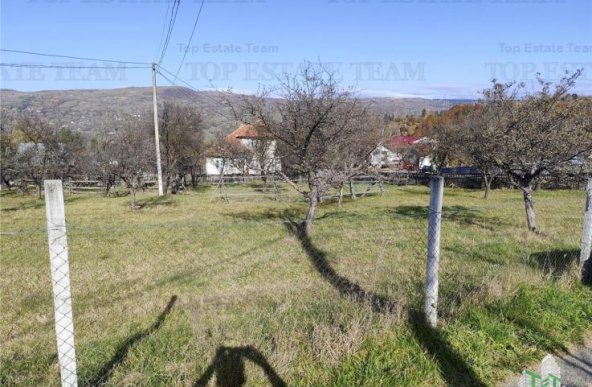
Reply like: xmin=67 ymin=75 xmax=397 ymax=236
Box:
xmin=370 ymin=136 xmax=427 ymax=170
xmin=369 ymin=144 xmax=402 ymax=167
xmin=205 ymin=123 xmax=281 ymax=176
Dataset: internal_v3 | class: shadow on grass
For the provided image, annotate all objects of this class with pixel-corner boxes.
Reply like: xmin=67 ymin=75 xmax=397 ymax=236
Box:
xmin=407 ymin=309 xmax=487 ymax=387
xmin=486 ymin=304 xmax=569 ymax=353
xmin=283 ymin=217 xmax=398 ymax=314
xmin=188 ymin=184 xmax=213 ymax=193
xmin=143 ymin=236 xmax=283 ymax=293
xmin=529 ymin=249 xmax=580 ymax=280
xmin=583 ymin=255 xmax=592 ymax=286
xmin=390 ymin=205 xmax=510 ymax=231
xmin=87 ymin=295 xmax=177 ymax=385
xmin=1 ymin=194 xmax=88 ymax=212
xmin=136 ymin=196 xmax=176 ymax=209
xmin=227 ymin=208 xmax=303 ymax=222
xmin=284 ymin=217 xmax=485 ymax=384
xmin=194 ymin=345 xmax=287 ymax=387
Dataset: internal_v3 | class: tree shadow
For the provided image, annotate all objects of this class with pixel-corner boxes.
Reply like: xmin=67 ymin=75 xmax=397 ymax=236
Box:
xmin=390 ymin=205 xmax=509 ymax=231
xmin=194 ymin=345 xmax=287 ymax=387
xmin=283 ymin=217 xmax=398 ymax=314
xmin=488 ymin=307 xmax=592 ymax=380
xmin=529 ymin=249 xmax=580 ymax=280
xmin=0 ymin=200 xmax=46 ymax=212
xmin=136 ymin=196 xmax=176 ymax=209
xmin=407 ymin=309 xmax=487 ymax=387
xmin=485 ymin=304 xmax=569 ymax=353
xmin=284 ymin=217 xmax=485 ymax=385
xmin=188 ymin=185 xmax=212 ymax=193
xmin=581 ymin=251 xmax=592 ymax=286
xmin=143 ymin=237 xmax=283 ymax=293
xmin=86 ymin=295 xmax=178 ymax=386
xmin=227 ymin=208 xmax=302 ymax=222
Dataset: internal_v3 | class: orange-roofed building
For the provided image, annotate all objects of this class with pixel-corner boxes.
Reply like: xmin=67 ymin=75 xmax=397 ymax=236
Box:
xmin=205 ymin=123 xmax=281 ymax=176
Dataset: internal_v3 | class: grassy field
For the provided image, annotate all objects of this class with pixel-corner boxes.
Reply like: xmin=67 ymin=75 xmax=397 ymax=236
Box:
xmin=1 ymin=184 xmax=591 ymax=386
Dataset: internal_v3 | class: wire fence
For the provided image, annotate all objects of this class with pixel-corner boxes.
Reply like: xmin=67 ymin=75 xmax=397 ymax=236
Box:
xmin=0 ymin=177 xmax=590 ymax=385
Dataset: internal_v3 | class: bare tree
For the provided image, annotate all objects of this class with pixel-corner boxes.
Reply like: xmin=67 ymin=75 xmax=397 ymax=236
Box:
xmin=239 ymin=63 xmax=382 ymax=234
xmin=110 ymin=119 xmax=154 ymax=210
xmin=86 ymin=132 xmax=119 ymax=197
xmin=461 ymin=107 xmax=499 ymax=199
xmin=10 ymin=115 xmax=83 ymax=199
xmin=0 ymin=110 xmax=18 ymax=190
xmin=467 ymin=70 xmax=592 ymax=232
xmin=329 ymin=113 xmax=384 ymax=207
xmin=159 ymin=102 xmax=204 ymax=194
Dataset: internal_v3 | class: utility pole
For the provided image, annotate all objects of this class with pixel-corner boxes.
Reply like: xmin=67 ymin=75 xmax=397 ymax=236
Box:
xmin=152 ymin=63 xmax=164 ymax=196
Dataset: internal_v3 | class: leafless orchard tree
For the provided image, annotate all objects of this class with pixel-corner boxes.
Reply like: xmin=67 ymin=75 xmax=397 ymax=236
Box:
xmin=159 ymin=102 xmax=204 ymax=194
xmin=86 ymin=132 xmax=119 ymax=197
xmin=328 ymin=113 xmax=384 ymax=207
xmin=9 ymin=115 xmax=83 ymax=199
xmin=466 ymin=70 xmax=592 ymax=232
xmin=109 ymin=119 xmax=155 ymax=210
xmin=0 ymin=110 xmax=18 ymax=190
xmin=238 ymin=63 xmax=383 ymax=234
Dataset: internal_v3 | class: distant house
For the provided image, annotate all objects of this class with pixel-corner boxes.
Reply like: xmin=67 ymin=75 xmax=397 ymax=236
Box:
xmin=370 ymin=135 xmax=425 ymax=170
xmin=205 ymin=123 xmax=281 ymax=176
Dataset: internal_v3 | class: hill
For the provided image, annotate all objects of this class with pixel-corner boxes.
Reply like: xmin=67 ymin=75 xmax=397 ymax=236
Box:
xmin=0 ymin=87 xmax=473 ymax=137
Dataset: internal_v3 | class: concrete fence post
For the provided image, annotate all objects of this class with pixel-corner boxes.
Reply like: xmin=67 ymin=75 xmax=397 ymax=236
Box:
xmin=580 ymin=178 xmax=592 ymax=284
xmin=44 ymin=180 xmax=78 ymax=387
xmin=425 ymin=176 xmax=444 ymax=327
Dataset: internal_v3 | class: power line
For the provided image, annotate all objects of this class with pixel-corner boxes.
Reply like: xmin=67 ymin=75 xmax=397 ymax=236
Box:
xmin=173 ymin=0 xmax=206 ymax=83
xmin=157 ymin=0 xmax=181 ymax=66
xmin=0 ymin=63 xmax=150 ymax=69
xmin=0 ymin=49 xmax=151 ymax=66
xmin=156 ymin=67 xmax=235 ymax=120
xmin=155 ymin=0 xmax=174 ymax=61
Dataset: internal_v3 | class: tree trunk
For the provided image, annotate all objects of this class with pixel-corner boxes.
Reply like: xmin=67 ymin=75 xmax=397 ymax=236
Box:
xmin=349 ymin=179 xmax=357 ymax=200
xmin=338 ymin=183 xmax=344 ymax=208
xmin=304 ymin=187 xmax=318 ymax=235
xmin=35 ymin=183 xmax=42 ymax=200
xmin=130 ymin=184 xmax=137 ymax=211
xmin=522 ymin=186 xmax=537 ymax=232
xmin=190 ymin=168 xmax=197 ymax=187
xmin=102 ymin=175 xmax=112 ymax=197
xmin=163 ymin=174 xmax=170 ymax=195
xmin=0 ymin=175 xmax=10 ymax=190
xmin=483 ymin=172 xmax=492 ymax=200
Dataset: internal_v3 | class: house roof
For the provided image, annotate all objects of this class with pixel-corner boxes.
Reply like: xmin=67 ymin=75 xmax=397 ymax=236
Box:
xmin=226 ymin=123 xmax=264 ymax=141
xmin=386 ymin=136 xmax=422 ymax=150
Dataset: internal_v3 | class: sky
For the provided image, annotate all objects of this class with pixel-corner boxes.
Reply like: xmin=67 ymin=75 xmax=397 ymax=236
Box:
xmin=1 ymin=0 xmax=591 ymax=98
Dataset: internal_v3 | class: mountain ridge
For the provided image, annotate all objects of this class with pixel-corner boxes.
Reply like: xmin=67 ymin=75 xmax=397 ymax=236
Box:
xmin=0 ymin=86 xmax=474 ymax=137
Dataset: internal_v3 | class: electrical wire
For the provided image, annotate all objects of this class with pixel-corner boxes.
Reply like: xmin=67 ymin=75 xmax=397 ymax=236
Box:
xmin=173 ymin=0 xmax=206 ymax=83
xmin=0 ymin=63 xmax=150 ymax=69
xmin=157 ymin=67 xmax=236 ymax=118
xmin=158 ymin=66 xmax=229 ymax=109
xmin=155 ymin=0 xmax=174 ymax=61
xmin=157 ymin=0 xmax=181 ymax=66
xmin=0 ymin=49 xmax=151 ymax=66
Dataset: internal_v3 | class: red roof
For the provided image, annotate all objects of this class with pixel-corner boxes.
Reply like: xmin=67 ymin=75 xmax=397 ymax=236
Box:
xmin=226 ymin=123 xmax=266 ymax=141
xmin=386 ymin=136 xmax=421 ymax=149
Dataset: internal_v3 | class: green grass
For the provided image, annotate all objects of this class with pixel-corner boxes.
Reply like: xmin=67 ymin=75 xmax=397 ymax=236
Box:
xmin=0 ymin=185 xmax=590 ymax=386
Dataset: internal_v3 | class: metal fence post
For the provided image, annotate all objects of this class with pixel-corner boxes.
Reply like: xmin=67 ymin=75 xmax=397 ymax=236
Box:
xmin=580 ymin=178 xmax=592 ymax=284
xmin=425 ymin=176 xmax=444 ymax=327
xmin=44 ymin=180 xmax=78 ymax=387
